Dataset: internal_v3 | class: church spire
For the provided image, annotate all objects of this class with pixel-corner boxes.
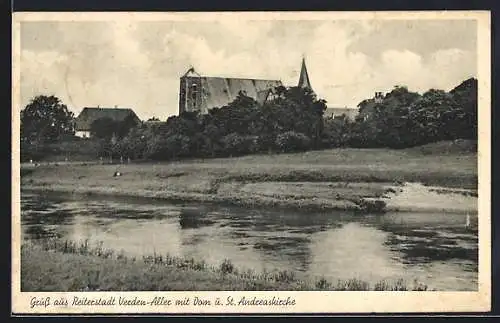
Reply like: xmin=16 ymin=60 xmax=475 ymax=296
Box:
xmin=298 ymin=57 xmax=313 ymax=91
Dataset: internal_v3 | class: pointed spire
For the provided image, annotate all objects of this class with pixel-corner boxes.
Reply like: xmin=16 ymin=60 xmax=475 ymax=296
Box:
xmin=298 ymin=57 xmax=313 ymax=92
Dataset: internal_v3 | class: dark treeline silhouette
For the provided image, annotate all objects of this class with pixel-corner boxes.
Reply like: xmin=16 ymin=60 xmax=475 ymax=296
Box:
xmin=20 ymin=78 xmax=478 ymax=162
xmin=113 ymin=86 xmax=327 ymax=160
xmin=113 ymin=78 xmax=477 ymax=161
xmin=346 ymin=78 xmax=478 ymax=149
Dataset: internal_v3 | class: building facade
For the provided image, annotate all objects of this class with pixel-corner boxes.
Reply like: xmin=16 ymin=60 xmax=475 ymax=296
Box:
xmin=324 ymin=107 xmax=358 ymax=121
xmin=178 ymin=58 xmax=357 ymax=120
xmin=178 ymin=68 xmax=283 ymax=115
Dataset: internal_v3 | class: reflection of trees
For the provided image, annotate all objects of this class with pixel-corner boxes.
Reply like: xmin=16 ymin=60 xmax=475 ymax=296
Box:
xmin=178 ymin=208 xmax=215 ymax=230
xmin=21 ymin=193 xmax=58 ymax=220
xmin=253 ymin=235 xmax=313 ymax=272
xmin=22 ymin=193 xmax=77 ymax=240
xmin=224 ymin=208 xmax=344 ymax=232
xmin=24 ymin=225 xmax=59 ymax=240
xmin=22 ymin=209 xmax=74 ymax=240
xmin=378 ymin=222 xmax=478 ymax=264
xmin=221 ymin=208 xmax=348 ymax=272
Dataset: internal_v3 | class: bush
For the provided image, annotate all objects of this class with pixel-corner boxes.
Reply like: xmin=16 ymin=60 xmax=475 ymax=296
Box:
xmin=220 ymin=259 xmax=234 ymax=274
xmin=221 ymin=133 xmax=259 ymax=157
xmin=145 ymin=135 xmax=191 ymax=160
xmin=275 ymin=131 xmax=311 ymax=152
xmin=20 ymin=139 xmax=102 ymax=162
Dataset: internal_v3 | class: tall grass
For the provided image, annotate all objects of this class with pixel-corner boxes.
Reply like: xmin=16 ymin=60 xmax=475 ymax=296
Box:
xmin=22 ymin=238 xmax=431 ymax=292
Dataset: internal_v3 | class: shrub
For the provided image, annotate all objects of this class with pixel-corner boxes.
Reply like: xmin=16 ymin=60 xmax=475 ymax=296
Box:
xmin=315 ymin=277 xmax=330 ymax=290
xmin=220 ymin=259 xmax=234 ymax=274
xmin=275 ymin=131 xmax=311 ymax=152
xmin=221 ymin=133 xmax=259 ymax=157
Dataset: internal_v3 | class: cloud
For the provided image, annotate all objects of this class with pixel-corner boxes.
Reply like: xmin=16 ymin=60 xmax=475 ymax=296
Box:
xmin=379 ymin=50 xmax=431 ymax=90
xmin=428 ymin=48 xmax=476 ymax=89
xmin=20 ymin=50 xmax=70 ymax=106
xmin=19 ymin=19 xmax=477 ymax=119
xmin=348 ymin=19 xmax=477 ymax=58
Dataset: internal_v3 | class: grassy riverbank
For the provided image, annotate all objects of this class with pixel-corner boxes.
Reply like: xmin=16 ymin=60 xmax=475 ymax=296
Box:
xmin=21 ymin=239 xmax=430 ymax=291
xmin=21 ymin=144 xmax=478 ymax=213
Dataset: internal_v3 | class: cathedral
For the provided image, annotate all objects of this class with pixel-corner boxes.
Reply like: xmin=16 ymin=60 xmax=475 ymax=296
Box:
xmin=178 ymin=58 xmax=313 ymax=115
xmin=297 ymin=57 xmax=313 ymax=91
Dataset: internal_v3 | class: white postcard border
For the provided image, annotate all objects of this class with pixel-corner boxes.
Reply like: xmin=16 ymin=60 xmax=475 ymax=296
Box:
xmin=11 ymin=10 xmax=492 ymax=314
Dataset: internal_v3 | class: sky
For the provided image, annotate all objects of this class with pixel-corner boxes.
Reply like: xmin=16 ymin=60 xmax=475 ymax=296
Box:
xmin=19 ymin=17 xmax=477 ymax=120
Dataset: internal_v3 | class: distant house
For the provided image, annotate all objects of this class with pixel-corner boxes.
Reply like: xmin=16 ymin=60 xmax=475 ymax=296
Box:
xmin=324 ymin=107 xmax=358 ymax=121
xmin=357 ymin=92 xmax=385 ymax=121
xmin=144 ymin=119 xmax=163 ymax=125
xmin=74 ymin=106 xmax=141 ymax=138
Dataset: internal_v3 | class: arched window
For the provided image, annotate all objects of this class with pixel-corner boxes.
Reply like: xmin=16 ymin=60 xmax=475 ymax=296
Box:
xmin=191 ymin=83 xmax=198 ymax=108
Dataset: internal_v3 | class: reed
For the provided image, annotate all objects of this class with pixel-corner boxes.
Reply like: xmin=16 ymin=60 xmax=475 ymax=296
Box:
xmin=21 ymin=239 xmax=431 ymax=292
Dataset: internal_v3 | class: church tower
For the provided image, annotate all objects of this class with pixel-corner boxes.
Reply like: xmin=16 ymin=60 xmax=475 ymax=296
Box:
xmin=298 ymin=57 xmax=313 ymax=92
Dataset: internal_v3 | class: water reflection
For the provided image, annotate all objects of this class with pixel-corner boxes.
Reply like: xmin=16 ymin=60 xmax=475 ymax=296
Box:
xmin=374 ymin=212 xmax=478 ymax=266
xmin=309 ymin=222 xmax=404 ymax=282
xmin=179 ymin=208 xmax=215 ymax=229
xmin=20 ymin=191 xmax=478 ymax=290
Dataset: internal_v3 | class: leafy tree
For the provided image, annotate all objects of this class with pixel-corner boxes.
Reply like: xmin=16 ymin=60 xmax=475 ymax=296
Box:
xmin=90 ymin=114 xmax=139 ymax=141
xmin=275 ymin=131 xmax=311 ymax=152
xmin=116 ymin=114 xmax=141 ymax=138
xmin=322 ymin=116 xmax=352 ymax=148
xmin=90 ymin=117 xmax=117 ymax=140
xmin=122 ymin=122 xmax=162 ymax=160
xmin=349 ymin=86 xmax=422 ymax=148
xmin=21 ymin=95 xmax=74 ymax=143
xmin=449 ymin=78 xmax=478 ymax=139
xmin=264 ymin=86 xmax=326 ymax=147
xmin=408 ymin=89 xmax=457 ymax=145
xmin=110 ymin=77 xmax=477 ymax=162
xmin=201 ymin=118 xmax=222 ymax=157
xmin=164 ymin=134 xmax=191 ymax=159
xmin=348 ymin=81 xmax=477 ymax=149
xmin=221 ymin=133 xmax=258 ymax=157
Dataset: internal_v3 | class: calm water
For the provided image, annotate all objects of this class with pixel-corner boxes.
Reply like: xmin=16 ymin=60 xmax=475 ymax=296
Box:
xmin=21 ymin=191 xmax=478 ymax=291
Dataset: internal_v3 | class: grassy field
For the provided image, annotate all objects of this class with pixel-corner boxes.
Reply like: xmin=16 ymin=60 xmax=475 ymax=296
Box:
xmin=20 ymin=143 xmax=478 ymax=212
xmin=21 ymin=239 xmax=430 ymax=291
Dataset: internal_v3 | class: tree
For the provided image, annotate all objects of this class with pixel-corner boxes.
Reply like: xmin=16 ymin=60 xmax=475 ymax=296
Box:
xmin=221 ymin=133 xmax=258 ymax=157
xmin=116 ymin=114 xmax=141 ymax=138
xmin=164 ymin=134 xmax=191 ymax=159
xmin=90 ymin=117 xmax=118 ymax=140
xmin=264 ymin=86 xmax=327 ymax=147
xmin=322 ymin=116 xmax=351 ymax=148
xmin=21 ymin=95 xmax=74 ymax=143
xmin=275 ymin=131 xmax=311 ymax=152
xmin=408 ymin=89 xmax=457 ymax=145
xmin=120 ymin=124 xmax=153 ymax=160
xmin=449 ymin=78 xmax=478 ymax=140
xmin=201 ymin=117 xmax=222 ymax=157
xmin=349 ymin=86 xmax=422 ymax=148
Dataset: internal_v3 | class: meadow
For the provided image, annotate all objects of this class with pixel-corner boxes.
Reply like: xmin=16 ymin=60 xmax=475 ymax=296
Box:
xmin=21 ymin=142 xmax=478 ymax=213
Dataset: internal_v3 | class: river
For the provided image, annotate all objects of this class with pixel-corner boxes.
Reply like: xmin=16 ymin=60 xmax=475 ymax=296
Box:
xmin=20 ymin=190 xmax=478 ymax=291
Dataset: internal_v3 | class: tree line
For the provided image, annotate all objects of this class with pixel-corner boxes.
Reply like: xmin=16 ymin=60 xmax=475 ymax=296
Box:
xmin=345 ymin=78 xmax=477 ymax=149
xmin=20 ymin=77 xmax=477 ymax=162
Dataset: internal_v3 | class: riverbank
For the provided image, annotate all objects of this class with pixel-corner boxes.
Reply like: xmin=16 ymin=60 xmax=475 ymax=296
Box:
xmin=21 ymin=239 xmax=430 ymax=291
xmin=20 ymin=147 xmax=478 ymax=213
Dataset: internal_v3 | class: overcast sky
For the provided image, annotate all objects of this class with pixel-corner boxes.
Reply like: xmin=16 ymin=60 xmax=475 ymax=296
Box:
xmin=19 ymin=18 xmax=477 ymax=120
